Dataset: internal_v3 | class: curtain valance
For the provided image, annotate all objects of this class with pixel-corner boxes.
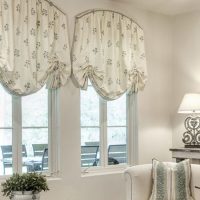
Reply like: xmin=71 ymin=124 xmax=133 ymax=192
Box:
xmin=72 ymin=10 xmax=147 ymax=100
xmin=0 ymin=0 xmax=71 ymax=96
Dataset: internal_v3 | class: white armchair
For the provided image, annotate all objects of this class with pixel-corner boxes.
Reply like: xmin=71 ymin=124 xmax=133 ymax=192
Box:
xmin=124 ymin=163 xmax=200 ymax=200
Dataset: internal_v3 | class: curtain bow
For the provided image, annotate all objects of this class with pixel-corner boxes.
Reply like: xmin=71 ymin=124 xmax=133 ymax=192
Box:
xmin=46 ymin=54 xmax=70 ymax=89
xmin=75 ymin=65 xmax=104 ymax=90
xmin=128 ymin=68 xmax=147 ymax=93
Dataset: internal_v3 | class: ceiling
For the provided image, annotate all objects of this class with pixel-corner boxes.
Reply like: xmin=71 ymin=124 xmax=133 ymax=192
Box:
xmin=112 ymin=0 xmax=200 ymax=16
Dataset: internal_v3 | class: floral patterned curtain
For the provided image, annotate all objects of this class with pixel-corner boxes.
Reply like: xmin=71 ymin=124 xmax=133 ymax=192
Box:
xmin=72 ymin=10 xmax=147 ymax=100
xmin=0 ymin=0 xmax=71 ymax=96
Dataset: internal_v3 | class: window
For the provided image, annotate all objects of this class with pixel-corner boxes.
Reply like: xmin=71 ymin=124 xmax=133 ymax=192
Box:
xmin=0 ymin=85 xmax=58 ymax=176
xmin=0 ymin=85 xmax=12 ymax=175
xmin=81 ymin=84 xmax=100 ymax=167
xmin=22 ymin=89 xmax=49 ymax=173
xmin=80 ymin=82 xmax=133 ymax=169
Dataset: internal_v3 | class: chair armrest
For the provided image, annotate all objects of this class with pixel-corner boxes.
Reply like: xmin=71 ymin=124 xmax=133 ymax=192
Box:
xmin=124 ymin=164 xmax=152 ymax=200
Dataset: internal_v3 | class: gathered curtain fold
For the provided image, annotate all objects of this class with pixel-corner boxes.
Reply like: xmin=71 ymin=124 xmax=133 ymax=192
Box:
xmin=72 ymin=10 xmax=147 ymax=100
xmin=0 ymin=0 xmax=71 ymax=96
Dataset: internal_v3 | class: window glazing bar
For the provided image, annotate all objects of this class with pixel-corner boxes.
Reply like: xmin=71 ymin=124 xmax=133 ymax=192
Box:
xmin=22 ymin=127 xmax=48 ymax=129
xmin=107 ymin=125 xmax=127 ymax=128
xmin=81 ymin=126 xmax=100 ymax=128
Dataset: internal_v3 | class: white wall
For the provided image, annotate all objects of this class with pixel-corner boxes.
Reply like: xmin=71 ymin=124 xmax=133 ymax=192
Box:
xmin=0 ymin=1 xmax=173 ymax=200
xmin=172 ymin=12 xmax=200 ymax=147
xmin=137 ymin=12 xmax=173 ymax=163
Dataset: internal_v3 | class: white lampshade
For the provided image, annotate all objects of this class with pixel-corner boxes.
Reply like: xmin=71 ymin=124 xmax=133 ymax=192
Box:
xmin=178 ymin=93 xmax=200 ymax=114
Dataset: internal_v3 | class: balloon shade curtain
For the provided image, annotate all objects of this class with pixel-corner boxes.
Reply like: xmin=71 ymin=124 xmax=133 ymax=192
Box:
xmin=72 ymin=10 xmax=147 ymax=100
xmin=0 ymin=0 xmax=71 ymax=96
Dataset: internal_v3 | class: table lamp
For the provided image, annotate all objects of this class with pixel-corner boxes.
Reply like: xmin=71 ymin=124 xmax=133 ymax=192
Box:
xmin=178 ymin=93 xmax=200 ymax=148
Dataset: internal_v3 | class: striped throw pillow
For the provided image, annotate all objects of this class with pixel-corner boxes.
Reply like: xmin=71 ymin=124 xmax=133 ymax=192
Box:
xmin=149 ymin=159 xmax=171 ymax=200
xmin=149 ymin=159 xmax=193 ymax=200
xmin=171 ymin=160 xmax=193 ymax=200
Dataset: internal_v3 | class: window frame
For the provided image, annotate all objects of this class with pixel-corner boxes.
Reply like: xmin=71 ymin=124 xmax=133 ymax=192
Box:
xmin=0 ymin=89 xmax=59 ymax=178
xmin=80 ymin=87 xmax=138 ymax=174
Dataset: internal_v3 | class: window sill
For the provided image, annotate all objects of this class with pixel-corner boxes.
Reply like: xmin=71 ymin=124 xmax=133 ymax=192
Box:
xmin=0 ymin=175 xmax=11 ymax=183
xmin=0 ymin=172 xmax=62 ymax=183
xmin=81 ymin=164 xmax=130 ymax=177
xmin=46 ymin=176 xmax=62 ymax=182
xmin=39 ymin=171 xmax=62 ymax=182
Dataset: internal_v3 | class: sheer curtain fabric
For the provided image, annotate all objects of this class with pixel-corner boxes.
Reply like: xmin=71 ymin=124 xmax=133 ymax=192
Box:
xmin=0 ymin=0 xmax=71 ymax=95
xmin=72 ymin=10 xmax=147 ymax=100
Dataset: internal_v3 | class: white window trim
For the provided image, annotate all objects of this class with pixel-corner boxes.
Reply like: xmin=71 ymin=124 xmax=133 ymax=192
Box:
xmin=127 ymin=93 xmax=139 ymax=165
xmin=0 ymin=89 xmax=60 ymax=179
xmin=12 ymin=95 xmax=22 ymax=174
xmin=81 ymin=92 xmax=139 ymax=175
xmin=48 ymin=89 xmax=60 ymax=177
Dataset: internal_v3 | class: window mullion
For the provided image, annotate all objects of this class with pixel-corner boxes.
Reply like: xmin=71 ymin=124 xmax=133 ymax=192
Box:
xmin=12 ymin=96 xmax=22 ymax=174
xmin=48 ymin=90 xmax=52 ymax=174
xmin=48 ymin=89 xmax=59 ymax=175
xmin=100 ymin=98 xmax=107 ymax=167
xmin=127 ymin=94 xmax=131 ymax=165
xmin=104 ymin=101 xmax=108 ymax=167
xmin=128 ymin=93 xmax=138 ymax=165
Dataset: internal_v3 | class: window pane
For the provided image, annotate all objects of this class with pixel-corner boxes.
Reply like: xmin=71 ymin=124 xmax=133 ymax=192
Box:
xmin=0 ymin=85 xmax=12 ymax=175
xmin=22 ymin=88 xmax=48 ymax=172
xmin=22 ymin=128 xmax=48 ymax=172
xmin=81 ymin=128 xmax=100 ymax=167
xmin=107 ymin=95 xmax=127 ymax=165
xmin=107 ymin=128 xmax=127 ymax=165
xmin=107 ymin=94 xmax=126 ymax=126
xmin=81 ymin=87 xmax=99 ymax=126
xmin=0 ymin=85 xmax=12 ymax=127
xmin=22 ymin=87 xmax=48 ymax=127
xmin=0 ymin=129 xmax=12 ymax=175
xmin=81 ymin=128 xmax=100 ymax=146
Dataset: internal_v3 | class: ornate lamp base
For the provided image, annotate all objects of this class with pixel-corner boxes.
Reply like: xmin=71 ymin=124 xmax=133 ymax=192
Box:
xmin=182 ymin=116 xmax=200 ymax=148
